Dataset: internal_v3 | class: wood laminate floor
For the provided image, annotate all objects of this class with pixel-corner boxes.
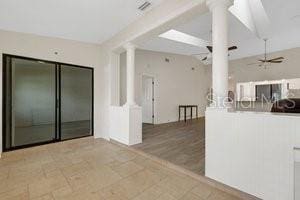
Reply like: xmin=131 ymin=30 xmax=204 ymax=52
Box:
xmin=133 ymin=118 xmax=205 ymax=175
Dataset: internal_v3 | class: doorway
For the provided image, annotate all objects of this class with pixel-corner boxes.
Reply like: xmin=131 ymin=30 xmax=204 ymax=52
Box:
xmin=141 ymin=75 xmax=154 ymax=124
xmin=2 ymin=54 xmax=94 ymax=151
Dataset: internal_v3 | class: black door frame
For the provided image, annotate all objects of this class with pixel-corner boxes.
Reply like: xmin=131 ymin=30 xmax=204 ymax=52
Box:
xmin=2 ymin=54 xmax=94 ymax=152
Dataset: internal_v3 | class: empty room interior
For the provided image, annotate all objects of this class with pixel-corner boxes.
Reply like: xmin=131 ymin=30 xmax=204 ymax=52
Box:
xmin=0 ymin=0 xmax=300 ymax=200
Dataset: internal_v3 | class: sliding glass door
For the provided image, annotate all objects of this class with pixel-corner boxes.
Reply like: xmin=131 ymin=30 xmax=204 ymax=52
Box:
xmin=60 ymin=65 xmax=93 ymax=140
xmin=4 ymin=57 xmax=56 ymax=149
xmin=3 ymin=55 xmax=93 ymax=151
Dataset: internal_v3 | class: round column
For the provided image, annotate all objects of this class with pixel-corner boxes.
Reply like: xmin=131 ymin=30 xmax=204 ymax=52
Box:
xmin=207 ymin=0 xmax=233 ymax=107
xmin=124 ymin=43 xmax=137 ymax=106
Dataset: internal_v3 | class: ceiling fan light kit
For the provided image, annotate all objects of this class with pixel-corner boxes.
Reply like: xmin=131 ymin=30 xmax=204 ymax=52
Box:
xmin=247 ymin=39 xmax=284 ymax=68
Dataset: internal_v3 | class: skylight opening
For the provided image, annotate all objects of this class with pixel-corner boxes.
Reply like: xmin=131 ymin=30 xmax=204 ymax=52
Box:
xmin=159 ymin=29 xmax=210 ymax=47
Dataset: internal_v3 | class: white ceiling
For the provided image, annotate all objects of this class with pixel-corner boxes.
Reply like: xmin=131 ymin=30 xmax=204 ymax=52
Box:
xmin=0 ymin=0 xmax=163 ymax=44
xmin=138 ymin=0 xmax=300 ymax=61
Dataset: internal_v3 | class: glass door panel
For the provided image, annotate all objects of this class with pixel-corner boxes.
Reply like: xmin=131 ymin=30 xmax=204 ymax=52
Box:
xmin=60 ymin=65 xmax=93 ymax=140
xmin=3 ymin=55 xmax=94 ymax=151
xmin=8 ymin=58 xmax=56 ymax=148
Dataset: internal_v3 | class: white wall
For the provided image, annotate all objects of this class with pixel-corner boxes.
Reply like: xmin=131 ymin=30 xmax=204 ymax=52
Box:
xmin=206 ymin=109 xmax=300 ymax=200
xmin=295 ymin=150 xmax=300 ymax=200
xmin=109 ymin=105 xmax=142 ymax=145
xmin=228 ymin=47 xmax=300 ymax=92
xmin=98 ymin=0 xmax=207 ymax=142
xmin=120 ymin=49 xmax=210 ymax=124
xmin=0 ymin=0 xmax=208 ymax=152
xmin=202 ymin=47 xmax=300 ymax=101
xmin=0 ymin=29 xmax=110 ymax=153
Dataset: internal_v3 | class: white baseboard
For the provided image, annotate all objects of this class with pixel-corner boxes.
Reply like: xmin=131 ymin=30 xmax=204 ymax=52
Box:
xmin=155 ymin=114 xmax=205 ymax=125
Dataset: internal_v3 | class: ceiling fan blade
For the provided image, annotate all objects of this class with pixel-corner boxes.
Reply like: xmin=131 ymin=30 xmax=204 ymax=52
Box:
xmin=228 ymin=46 xmax=238 ymax=51
xmin=206 ymin=46 xmax=213 ymax=53
xmin=258 ymin=59 xmax=266 ymax=62
xmin=206 ymin=45 xmax=237 ymax=53
xmin=267 ymin=57 xmax=284 ymax=61
xmin=269 ymin=60 xmax=283 ymax=63
xmin=202 ymin=57 xmax=208 ymax=61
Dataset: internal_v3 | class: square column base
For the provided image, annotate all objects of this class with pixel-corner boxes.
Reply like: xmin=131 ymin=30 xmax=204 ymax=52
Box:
xmin=109 ymin=105 xmax=142 ymax=146
xmin=125 ymin=104 xmax=142 ymax=145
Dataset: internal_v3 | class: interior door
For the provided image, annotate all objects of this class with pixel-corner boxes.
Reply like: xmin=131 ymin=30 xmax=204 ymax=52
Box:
xmin=4 ymin=57 xmax=56 ymax=149
xmin=142 ymin=76 xmax=154 ymax=124
xmin=60 ymin=65 xmax=93 ymax=140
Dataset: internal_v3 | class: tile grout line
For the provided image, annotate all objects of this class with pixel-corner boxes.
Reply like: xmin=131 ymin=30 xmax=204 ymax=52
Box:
xmin=110 ymin=139 xmax=260 ymax=200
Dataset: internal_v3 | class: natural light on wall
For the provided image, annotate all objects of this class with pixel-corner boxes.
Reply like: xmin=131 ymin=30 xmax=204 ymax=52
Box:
xmin=159 ymin=29 xmax=210 ymax=47
xmin=229 ymin=0 xmax=256 ymax=34
xmin=229 ymin=0 xmax=270 ymax=38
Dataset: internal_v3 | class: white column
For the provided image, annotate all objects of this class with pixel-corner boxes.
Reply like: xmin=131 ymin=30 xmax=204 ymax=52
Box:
xmin=124 ymin=43 xmax=137 ymax=106
xmin=206 ymin=0 xmax=233 ymax=108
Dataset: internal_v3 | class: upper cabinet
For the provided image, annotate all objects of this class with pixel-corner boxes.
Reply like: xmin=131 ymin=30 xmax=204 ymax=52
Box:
xmin=288 ymin=78 xmax=300 ymax=90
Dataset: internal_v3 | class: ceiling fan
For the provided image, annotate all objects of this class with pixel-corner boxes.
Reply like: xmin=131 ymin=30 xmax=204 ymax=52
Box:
xmin=248 ymin=39 xmax=284 ymax=68
xmin=193 ymin=45 xmax=238 ymax=61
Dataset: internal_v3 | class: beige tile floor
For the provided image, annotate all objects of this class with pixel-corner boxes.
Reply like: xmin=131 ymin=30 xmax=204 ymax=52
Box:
xmin=0 ymin=137 xmax=242 ymax=200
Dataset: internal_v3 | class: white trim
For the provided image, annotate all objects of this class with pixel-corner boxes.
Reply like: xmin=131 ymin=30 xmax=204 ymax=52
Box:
xmin=141 ymin=74 xmax=155 ymax=124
